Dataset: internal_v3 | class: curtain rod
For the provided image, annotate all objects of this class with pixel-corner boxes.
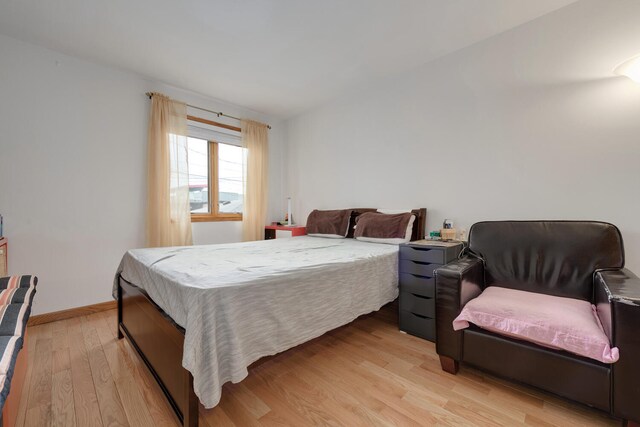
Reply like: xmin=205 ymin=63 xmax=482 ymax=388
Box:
xmin=145 ymin=92 xmax=271 ymax=130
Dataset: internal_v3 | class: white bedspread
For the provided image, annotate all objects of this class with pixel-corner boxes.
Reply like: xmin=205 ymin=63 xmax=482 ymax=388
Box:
xmin=113 ymin=236 xmax=399 ymax=408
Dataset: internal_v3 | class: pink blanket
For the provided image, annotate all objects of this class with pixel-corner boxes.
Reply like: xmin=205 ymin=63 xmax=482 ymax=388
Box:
xmin=453 ymin=286 xmax=619 ymax=364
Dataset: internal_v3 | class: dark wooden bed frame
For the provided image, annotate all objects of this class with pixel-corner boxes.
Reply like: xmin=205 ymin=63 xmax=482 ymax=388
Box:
xmin=117 ymin=208 xmax=426 ymax=426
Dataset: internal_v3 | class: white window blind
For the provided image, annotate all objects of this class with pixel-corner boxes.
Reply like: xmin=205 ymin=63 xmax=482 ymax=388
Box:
xmin=187 ymin=120 xmax=242 ymax=146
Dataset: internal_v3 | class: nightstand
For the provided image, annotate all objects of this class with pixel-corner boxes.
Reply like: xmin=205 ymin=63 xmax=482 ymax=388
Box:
xmin=264 ymin=225 xmax=307 ymax=240
xmin=398 ymin=240 xmax=463 ymax=342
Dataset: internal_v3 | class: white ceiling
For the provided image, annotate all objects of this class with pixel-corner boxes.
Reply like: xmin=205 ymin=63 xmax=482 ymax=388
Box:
xmin=0 ymin=0 xmax=576 ymax=118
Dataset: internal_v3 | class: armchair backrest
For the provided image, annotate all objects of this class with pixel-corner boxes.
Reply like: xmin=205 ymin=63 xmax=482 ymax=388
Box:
xmin=468 ymin=221 xmax=624 ymax=301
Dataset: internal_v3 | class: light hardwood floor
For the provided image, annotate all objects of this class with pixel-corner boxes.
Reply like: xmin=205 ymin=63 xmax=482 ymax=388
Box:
xmin=15 ymin=304 xmax=620 ymax=426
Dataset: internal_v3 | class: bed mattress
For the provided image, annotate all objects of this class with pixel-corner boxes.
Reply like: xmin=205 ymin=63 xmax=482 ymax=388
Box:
xmin=113 ymin=236 xmax=399 ymax=408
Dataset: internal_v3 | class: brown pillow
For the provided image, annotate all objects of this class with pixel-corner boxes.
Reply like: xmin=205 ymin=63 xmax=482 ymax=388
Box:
xmin=346 ymin=209 xmax=377 ymax=238
xmin=306 ymin=209 xmax=353 ymax=238
xmin=354 ymin=212 xmax=413 ymax=242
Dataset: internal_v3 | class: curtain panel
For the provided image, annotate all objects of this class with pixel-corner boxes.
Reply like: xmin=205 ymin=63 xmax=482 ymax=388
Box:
xmin=241 ymin=119 xmax=269 ymax=241
xmin=146 ymin=94 xmax=193 ymax=247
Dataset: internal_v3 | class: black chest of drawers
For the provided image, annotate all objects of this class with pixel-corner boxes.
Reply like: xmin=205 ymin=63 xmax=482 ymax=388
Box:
xmin=398 ymin=241 xmax=463 ymax=342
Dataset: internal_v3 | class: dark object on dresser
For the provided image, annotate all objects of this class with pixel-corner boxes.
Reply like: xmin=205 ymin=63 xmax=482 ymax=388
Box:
xmin=399 ymin=241 xmax=462 ymax=341
xmin=435 ymin=221 xmax=640 ymax=426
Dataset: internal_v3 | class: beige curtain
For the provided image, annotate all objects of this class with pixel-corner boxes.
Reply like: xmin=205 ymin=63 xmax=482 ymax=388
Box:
xmin=146 ymin=93 xmax=193 ymax=247
xmin=241 ymin=119 xmax=269 ymax=241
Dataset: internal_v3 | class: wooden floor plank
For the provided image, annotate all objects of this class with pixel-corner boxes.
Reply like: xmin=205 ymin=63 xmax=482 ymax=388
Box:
xmin=222 ymin=382 xmax=270 ymax=420
xmin=24 ymin=404 xmax=52 ymax=427
xmin=21 ymin=324 xmax=52 ymax=427
xmin=241 ymin=369 xmax=312 ymax=427
xmin=16 ymin=304 xmax=622 ymax=427
xmin=67 ymin=316 xmax=104 ymax=427
xmin=51 ymin=319 xmax=71 ymax=374
xmin=15 ymin=329 xmax=39 ymax=427
xmin=25 ymin=330 xmax=51 ymax=403
xmin=287 ymin=351 xmax=389 ymax=422
xmin=199 ymin=405 xmax=236 ymax=427
xmin=51 ymin=369 xmax=76 ymax=427
xmin=80 ymin=317 xmax=129 ymax=427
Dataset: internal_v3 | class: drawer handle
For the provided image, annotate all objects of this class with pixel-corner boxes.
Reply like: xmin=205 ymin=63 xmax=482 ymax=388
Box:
xmin=407 ymin=273 xmax=433 ymax=280
xmin=412 ymin=312 xmax=430 ymax=320
xmin=409 ymin=260 xmax=433 ymax=266
xmin=411 ymin=293 xmax=431 ymax=300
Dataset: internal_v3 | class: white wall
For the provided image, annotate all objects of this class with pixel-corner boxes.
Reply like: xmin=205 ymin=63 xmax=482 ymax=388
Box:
xmin=285 ymin=0 xmax=640 ymax=272
xmin=0 ymin=34 xmax=284 ymax=314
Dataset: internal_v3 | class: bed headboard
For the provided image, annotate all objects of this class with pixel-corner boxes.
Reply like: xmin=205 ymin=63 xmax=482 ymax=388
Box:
xmin=346 ymin=208 xmax=427 ymax=241
xmin=409 ymin=208 xmax=427 ymax=241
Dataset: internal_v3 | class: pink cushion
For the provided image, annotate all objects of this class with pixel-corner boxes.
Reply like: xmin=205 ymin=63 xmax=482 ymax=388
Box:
xmin=453 ymin=286 xmax=619 ymax=364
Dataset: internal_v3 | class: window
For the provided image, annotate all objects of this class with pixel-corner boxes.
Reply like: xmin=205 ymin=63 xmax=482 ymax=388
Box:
xmin=187 ymin=118 xmax=245 ymax=222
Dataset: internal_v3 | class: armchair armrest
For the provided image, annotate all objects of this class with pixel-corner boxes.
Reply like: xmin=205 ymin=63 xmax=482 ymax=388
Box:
xmin=435 ymin=256 xmax=484 ymax=363
xmin=594 ymin=269 xmax=640 ymax=423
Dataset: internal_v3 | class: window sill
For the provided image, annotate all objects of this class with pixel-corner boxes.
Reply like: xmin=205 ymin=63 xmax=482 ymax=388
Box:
xmin=191 ymin=214 xmax=242 ymax=223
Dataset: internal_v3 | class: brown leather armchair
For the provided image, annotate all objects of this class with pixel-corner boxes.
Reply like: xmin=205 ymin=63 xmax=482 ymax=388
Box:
xmin=435 ymin=221 xmax=640 ymax=426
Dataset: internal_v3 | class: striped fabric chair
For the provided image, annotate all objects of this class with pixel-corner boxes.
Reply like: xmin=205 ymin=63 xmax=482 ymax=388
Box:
xmin=0 ymin=275 xmax=37 ymax=416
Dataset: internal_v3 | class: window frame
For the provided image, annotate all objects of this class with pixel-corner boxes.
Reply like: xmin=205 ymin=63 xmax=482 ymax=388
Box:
xmin=188 ymin=116 xmax=243 ymax=223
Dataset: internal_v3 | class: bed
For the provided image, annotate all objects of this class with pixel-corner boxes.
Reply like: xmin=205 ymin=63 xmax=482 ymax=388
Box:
xmin=114 ymin=208 xmax=426 ymax=427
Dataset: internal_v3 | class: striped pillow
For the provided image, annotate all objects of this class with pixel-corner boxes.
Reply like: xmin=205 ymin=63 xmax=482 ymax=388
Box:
xmin=0 ymin=335 xmax=22 ymax=407
xmin=0 ymin=275 xmax=37 ymax=412
xmin=0 ymin=287 xmax=35 ymax=305
xmin=0 ymin=303 xmax=32 ymax=338
xmin=0 ymin=275 xmax=38 ymax=290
